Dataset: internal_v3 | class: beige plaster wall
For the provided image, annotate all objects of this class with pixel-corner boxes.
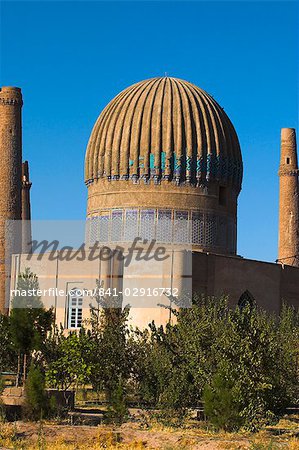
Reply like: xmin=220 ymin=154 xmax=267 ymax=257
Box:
xmin=10 ymin=250 xmax=299 ymax=331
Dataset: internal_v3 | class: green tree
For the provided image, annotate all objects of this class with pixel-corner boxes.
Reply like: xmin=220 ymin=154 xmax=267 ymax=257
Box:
xmin=206 ymin=303 xmax=299 ymax=430
xmin=87 ymin=298 xmax=133 ymax=402
xmin=0 ymin=314 xmax=16 ymax=373
xmin=10 ymin=268 xmax=54 ymax=384
xmin=106 ymin=377 xmax=129 ymax=425
xmin=24 ymin=364 xmax=49 ymax=421
xmin=134 ymin=296 xmax=299 ymax=430
xmin=134 ymin=296 xmax=229 ymax=414
xmin=203 ymin=364 xmax=243 ymax=431
xmin=44 ymin=326 xmax=92 ymax=393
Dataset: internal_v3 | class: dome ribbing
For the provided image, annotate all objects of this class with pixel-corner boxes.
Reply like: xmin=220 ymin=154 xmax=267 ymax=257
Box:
xmin=85 ymin=77 xmax=242 ymax=191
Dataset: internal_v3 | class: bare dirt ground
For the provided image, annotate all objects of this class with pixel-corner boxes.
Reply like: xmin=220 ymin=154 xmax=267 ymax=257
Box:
xmin=0 ymin=418 xmax=299 ymax=449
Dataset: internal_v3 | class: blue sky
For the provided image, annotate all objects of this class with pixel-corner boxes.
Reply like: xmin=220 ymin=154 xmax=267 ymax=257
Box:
xmin=1 ymin=1 xmax=298 ymax=262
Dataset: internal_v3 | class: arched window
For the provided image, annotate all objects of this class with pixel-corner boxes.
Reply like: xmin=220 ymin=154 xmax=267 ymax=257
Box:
xmin=238 ymin=290 xmax=255 ymax=309
xmin=68 ymin=288 xmax=83 ymax=329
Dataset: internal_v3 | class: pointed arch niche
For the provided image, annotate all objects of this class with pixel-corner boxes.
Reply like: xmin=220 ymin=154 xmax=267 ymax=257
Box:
xmin=238 ymin=290 xmax=256 ymax=309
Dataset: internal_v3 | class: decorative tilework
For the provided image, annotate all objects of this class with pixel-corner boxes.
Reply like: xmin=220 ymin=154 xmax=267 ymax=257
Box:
xmin=156 ymin=210 xmax=172 ymax=243
xmin=140 ymin=209 xmax=155 ymax=240
xmin=87 ymin=208 xmax=236 ymax=253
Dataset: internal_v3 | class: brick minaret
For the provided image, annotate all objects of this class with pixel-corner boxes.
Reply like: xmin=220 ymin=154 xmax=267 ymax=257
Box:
xmin=0 ymin=87 xmax=23 ymax=313
xmin=22 ymin=161 xmax=32 ymax=253
xmin=278 ymin=128 xmax=299 ymax=267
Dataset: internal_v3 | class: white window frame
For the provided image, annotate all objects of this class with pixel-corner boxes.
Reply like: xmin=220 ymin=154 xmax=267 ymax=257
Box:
xmin=68 ymin=288 xmax=83 ymax=329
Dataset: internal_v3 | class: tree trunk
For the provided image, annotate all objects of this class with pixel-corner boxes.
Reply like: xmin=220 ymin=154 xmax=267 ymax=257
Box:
xmin=23 ymin=353 xmax=27 ymax=384
xmin=16 ymin=352 xmax=21 ymax=387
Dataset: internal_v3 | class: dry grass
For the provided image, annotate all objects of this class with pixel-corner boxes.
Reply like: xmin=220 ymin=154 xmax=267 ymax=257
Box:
xmin=0 ymin=416 xmax=298 ymax=450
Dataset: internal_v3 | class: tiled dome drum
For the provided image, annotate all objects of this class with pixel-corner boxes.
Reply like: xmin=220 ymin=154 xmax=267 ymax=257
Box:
xmin=85 ymin=77 xmax=243 ymax=255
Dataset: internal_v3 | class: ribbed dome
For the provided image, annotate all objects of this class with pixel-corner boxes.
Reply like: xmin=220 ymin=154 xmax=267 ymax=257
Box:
xmin=85 ymin=77 xmax=242 ymax=192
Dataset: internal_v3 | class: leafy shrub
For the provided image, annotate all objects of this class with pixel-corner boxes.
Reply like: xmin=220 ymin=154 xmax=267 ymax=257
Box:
xmin=135 ymin=297 xmax=299 ymax=431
